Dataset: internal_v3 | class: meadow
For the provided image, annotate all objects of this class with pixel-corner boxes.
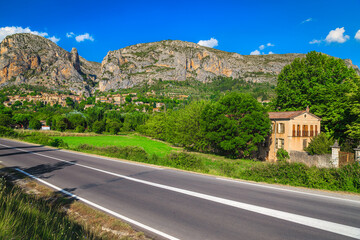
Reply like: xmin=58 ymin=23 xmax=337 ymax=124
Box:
xmin=56 ymin=134 xmax=176 ymax=157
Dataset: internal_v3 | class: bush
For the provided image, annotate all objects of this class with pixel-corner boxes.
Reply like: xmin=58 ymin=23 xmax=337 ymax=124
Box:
xmin=29 ymin=119 xmax=42 ymax=130
xmin=276 ymin=148 xmax=290 ymax=162
xmin=166 ymin=152 xmax=205 ymax=170
xmin=305 ymin=132 xmax=334 ymax=155
xmin=49 ymin=138 xmax=68 ymax=148
xmin=0 ymin=126 xmax=17 ymax=137
xmin=75 ymin=126 xmax=85 ymax=133
xmin=92 ymin=121 xmax=105 ymax=134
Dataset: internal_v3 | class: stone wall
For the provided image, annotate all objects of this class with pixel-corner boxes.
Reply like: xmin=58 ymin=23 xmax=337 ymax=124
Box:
xmin=289 ymin=151 xmax=334 ymax=168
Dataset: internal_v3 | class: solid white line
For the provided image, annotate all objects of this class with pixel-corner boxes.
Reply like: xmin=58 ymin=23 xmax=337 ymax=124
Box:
xmin=216 ymin=177 xmax=360 ymax=205
xmin=15 ymin=168 xmax=179 ymax=240
xmin=3 ymin=142 xmax=360 ymax=239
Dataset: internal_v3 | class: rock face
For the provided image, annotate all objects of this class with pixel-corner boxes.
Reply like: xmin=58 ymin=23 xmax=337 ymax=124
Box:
xmin=99 ymin=40 xmax=307 ymax=91
xmin=0 ymin=33 xmax=101 ymax=96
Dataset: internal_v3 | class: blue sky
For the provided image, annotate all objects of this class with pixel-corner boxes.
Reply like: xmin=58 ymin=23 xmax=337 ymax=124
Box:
xmin=1 ymin=0 xmax=360 ymax=66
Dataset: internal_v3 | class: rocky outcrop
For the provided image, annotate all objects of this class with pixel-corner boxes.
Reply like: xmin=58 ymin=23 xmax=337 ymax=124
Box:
xmin=0 ymin=33 xmax=101 ymax=96
xmin=98 ymin=40 xmax=306 ymax=91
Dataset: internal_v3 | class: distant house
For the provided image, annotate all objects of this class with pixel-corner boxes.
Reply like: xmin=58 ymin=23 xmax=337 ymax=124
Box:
xmin=266 ymin=107 xmax=321 ymax=162
xmin=41 ymin=126 xmax=51 ymax=131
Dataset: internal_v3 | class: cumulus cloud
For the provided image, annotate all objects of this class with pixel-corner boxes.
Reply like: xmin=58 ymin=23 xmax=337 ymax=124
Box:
xmin=309 ymin=39 xmax=322 ymax=44
xmin=325 ymin=27 xmax=349 ymax=43
xmin=355 ymin=30 xmax=360 ymax=40
xmin=259 ymin=44 xmax=265 ymax=50
xmin=75 ymin=33 xmax=94 ymax=42
xmin=66 ymin=32 xmax=75 ymax=38
xmin=0 ymin=26 xmax=60 ymax=43
xmin=250 ymin=50 xmax=261 ymax=55
xmin=301 ymin=18 xmax=313 ymax=24
xmin=267 ymin=43 xmax=275 ymax=47
xmin=197 ymin=38 xmax=218 ymax=48
xmin=268 ymin=51 xmax=274 ymax=54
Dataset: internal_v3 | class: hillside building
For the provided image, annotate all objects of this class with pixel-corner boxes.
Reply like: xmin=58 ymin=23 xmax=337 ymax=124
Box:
xmin=266 ymin=107 xmax=321 ymax=162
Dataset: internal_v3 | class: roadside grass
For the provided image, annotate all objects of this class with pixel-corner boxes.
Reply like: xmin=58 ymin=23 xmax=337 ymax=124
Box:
xmin=0 ymin=167 xmax=150 ymax=240
xmin=5 ymin=130 xmax=360 ymax=194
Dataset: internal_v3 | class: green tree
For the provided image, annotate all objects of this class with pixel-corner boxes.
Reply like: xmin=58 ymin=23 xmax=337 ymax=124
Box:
xmin=12 ymin=113 xmax=32 ymax=129
xmin=273 ymin=51 xmax=359 ymax=141
xmin=29 ymin=119 xmax=42 ymax=130
xmin=92 ymin=120 xmax=105 ymax=134
xmin=0 ymin=114 xmax=13 ymax=127
xmin=200 ymin=92 xmax=271 ymax=158
xmin=65 ymin=97 xmax=75 ymax=108
xmin=125 ymin=95 xmax=132 ymax=103
xmin=304 ymin=132 xmax=334 ymax=155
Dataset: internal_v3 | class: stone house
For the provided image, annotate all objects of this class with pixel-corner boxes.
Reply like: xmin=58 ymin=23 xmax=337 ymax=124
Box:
xmin=266 ymin=108 xmax=321 ymax=162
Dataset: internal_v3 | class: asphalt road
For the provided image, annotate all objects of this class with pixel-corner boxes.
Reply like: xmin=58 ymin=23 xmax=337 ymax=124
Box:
xmin=0 ymin=138 xmax=360 ymax=240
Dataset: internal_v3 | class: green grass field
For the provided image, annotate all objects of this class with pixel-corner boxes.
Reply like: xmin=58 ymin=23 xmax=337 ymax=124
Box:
xmin=56 ymin=134 xmax=177 ymax=157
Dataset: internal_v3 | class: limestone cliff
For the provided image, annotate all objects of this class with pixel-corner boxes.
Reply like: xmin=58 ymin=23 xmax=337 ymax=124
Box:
xmin=0 ymin=33 xmax=101 ymax=96
xmin=99 ymin=40 xmax=306 ymax=91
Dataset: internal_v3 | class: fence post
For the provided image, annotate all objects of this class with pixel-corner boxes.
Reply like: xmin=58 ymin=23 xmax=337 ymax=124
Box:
xmin=331 ymin=141 xmax=340 ymax=168
xmin=354 ymin=145 xmax=360 ymax=163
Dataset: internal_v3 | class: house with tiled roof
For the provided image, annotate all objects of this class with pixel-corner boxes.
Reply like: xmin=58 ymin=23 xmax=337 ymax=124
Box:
xmin=266 ymin=107 xmax=321 ymax=162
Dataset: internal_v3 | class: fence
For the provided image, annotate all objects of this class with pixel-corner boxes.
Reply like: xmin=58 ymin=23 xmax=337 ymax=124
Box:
xmin=339 ymin=151 xmax=355 ymax=167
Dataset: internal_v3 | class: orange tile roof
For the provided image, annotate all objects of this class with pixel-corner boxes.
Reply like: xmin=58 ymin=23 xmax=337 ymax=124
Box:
xmin=268 ymin=111 xmax=306 ymax=119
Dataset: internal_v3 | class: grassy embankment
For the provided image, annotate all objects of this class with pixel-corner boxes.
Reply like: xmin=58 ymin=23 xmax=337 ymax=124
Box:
xmin=0 ymin=167 xmax=149 ymax=240
xmin=5 ymin=130 xmax=360 ymax=193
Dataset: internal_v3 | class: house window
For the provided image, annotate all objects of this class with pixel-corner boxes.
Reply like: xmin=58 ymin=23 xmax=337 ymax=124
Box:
xmin=310 ymin=125 xmax=314 ymax=137
xmin=303 ymin=125 xmax=308 ymax=137
xmin=297 ymin=125 xmax=301 ymax=137
xmin=292 ymin=124 xmax=296 ymax=136
xmin=277 ymin=123 xmax=285 ymax=134
xmin=276 ymin=138 xmax=285 ymax=149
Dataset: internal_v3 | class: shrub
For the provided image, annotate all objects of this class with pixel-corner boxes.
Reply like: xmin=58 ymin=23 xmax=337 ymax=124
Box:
xmin=305 ymin=132 xmax=334 ymax=155
xmin=166 ymin=152 xmax=205 ymax=170
xmin=75 ymin=126 xmax=85 ymax=133
xmin=49 ymin=138 xmax=68 ymax=148
xmin=0 ymin=126 xmax=17 ymax=137
xmin=276 ymin=148 xmax=290 ymax=162
xmin=29 ymin=119 xmax=42 ymax=130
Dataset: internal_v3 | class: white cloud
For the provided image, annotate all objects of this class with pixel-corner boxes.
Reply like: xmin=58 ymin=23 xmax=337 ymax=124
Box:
xmin=301 ymin=18 xmax=313 ymax=24
xmin=75 ymin=33 xmax=94 ymax=42
xmin=250 ymin=50 xmax=261 ymax=55
xmin=267 ymin=43 xmax=275 ymax=47
xmin=48 ymin=36 xmax=60 ymax=43
xmin=0 ymin=26 xmax=60 ymax=43
xmin=66 ymin=32 xmax=75 ymax=38
xmin=325 ymin=27 xmax=350 ymax=43
xmin=268 ymin=51 xmax=274 ymax=54
xmin=309 ymin=39 xmax=322 ymax=44
xmin=259 ymin=44 xmax=265 ymax=50
xmin=197 ymin=38 xmax=218 ymax=48
xmin=355 ymin=30 xmax=360 ymax=40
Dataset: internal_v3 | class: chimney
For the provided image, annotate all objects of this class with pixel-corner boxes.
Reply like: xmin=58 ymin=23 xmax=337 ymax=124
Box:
xmin=306 ymin=106 xmax=309 ymax=112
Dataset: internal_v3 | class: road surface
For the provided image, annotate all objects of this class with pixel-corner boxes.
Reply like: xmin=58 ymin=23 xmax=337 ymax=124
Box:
xmin=0 ymin=138 xmax=359 ymax=240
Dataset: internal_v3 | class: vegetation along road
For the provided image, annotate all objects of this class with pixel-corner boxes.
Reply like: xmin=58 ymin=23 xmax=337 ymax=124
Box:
xmin=0 ymin=138 xmax=359 ymax=240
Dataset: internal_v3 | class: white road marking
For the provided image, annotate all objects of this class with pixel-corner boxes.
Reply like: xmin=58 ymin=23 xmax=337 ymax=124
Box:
xmin=216 ymin=177 xmax=360 ymax=205
xmin=15 ymin=168 xmax=179 ymax=240
xmin=2 ymin=142 xmax=360 ymax=239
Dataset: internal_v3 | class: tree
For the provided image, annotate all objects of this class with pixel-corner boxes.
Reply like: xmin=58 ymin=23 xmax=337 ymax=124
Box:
xmin=125 ymin=95 xmax=132 ymax=103
xmin=13 ymin=113 xmax=32 ymax=128
xmin=200 ymin=92 xmax=271 ymax=158
xmin=65 ymin=97 xmax=75 ymax=108
xmin=0 ymin=114 xmax=13 ymax=127
xmin=304 ymin=132 xmax=334 ymax=155
xmin=29 ymin=119 xmax=42 ymax=130
xmin=273 ymin=51 xmax=359 ymax=141
xmin=92 ymin=120 xmax=105 ymax=134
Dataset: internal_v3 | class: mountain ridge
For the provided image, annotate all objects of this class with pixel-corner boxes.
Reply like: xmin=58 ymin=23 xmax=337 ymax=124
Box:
xmin=0 ymin=34 xmax=359 ymax=95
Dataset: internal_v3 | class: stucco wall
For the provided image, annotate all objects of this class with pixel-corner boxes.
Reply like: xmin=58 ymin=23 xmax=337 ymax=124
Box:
xmin=289 ymin=151 xmax=334 ymax=168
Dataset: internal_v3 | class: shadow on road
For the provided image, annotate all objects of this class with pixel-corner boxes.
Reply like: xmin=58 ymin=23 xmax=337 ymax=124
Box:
xmin=0 ymin=148 xmax=60 ymax=158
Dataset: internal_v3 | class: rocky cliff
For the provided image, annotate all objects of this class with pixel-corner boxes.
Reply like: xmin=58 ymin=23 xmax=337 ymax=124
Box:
xmin=0 ymin=33 xmax=101 ymax=96
xmin=99 ymin=40 xmax=307 ymax=91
